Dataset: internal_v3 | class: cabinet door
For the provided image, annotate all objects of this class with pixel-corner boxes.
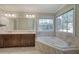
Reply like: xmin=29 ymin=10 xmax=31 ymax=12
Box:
xmin=4 ymin=35 xmax=18 ymax=47
xmin=14 ymin=34 xmax=21 ymax=47
xmin=20 ymin=34 xmax=35 ymax=47
xmin=0 ymin=35 xmax=4 ymax=48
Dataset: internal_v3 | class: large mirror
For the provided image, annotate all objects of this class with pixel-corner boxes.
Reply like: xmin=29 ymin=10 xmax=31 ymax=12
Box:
xmin=0 ymin=13 xmax=36 ymax=31
xmin=14 ymin=18 xmax=35 ymax=31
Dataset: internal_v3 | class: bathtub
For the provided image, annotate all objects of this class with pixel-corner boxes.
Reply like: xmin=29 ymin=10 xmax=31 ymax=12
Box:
xmin=36 ymin=37 xmax=79 ymax=51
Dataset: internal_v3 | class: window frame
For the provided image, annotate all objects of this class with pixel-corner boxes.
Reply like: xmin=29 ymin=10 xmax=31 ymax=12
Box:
xmin=38 ymin=19 xmax=54 ymax=32
xmin=56 ymin=9 xmax=75 ymax=36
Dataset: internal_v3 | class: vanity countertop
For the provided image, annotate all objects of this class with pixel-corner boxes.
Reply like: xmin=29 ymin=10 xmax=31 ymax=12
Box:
xmin=0 ymin=30 xmax=36 ymax=34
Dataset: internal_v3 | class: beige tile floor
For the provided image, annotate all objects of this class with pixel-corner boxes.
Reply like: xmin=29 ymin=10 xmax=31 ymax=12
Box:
xmin=0 ymin=47 xmax=42 ymax=54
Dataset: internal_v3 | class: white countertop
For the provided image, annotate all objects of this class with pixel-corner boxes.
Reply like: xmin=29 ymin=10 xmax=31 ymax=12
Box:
xmin=0 ymin=30 xmax=36 ymax=34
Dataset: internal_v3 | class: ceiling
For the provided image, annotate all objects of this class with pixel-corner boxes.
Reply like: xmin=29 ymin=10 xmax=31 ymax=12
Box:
xmin=0 ymin=4 xmax=66 ymax=13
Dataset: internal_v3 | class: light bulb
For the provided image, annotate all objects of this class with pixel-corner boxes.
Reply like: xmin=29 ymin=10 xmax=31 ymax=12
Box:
xmin=29 ymin=15 xmax=32 ymax=18
xmin=12 ymin=14 xmax=16 ymax=17
xmin=4 ymin=14 xmax=8 ymax=16
xmin=26 ymin=15 xmax=29 ymax=18
xmin=8 ymin=14 xmax=11 ymax=17
xmin=32 ymin=15 xmax=35 ymax=18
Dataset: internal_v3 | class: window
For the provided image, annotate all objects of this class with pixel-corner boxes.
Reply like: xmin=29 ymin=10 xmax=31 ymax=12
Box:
xmin=56 ymin=16 xmax=62 ymax=32
xmin=56 ymin=9 xmax=74 ymax=33
xmin=67 ymin=10 xmax=73 ymax=33
xmin=38 ymin=19 xmax=53 ymax=32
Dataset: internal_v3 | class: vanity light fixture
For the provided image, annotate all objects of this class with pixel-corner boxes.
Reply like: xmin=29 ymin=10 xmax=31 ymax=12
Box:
xmin=26 ymin=14 xmax=35 ymax=18
xmin=4 ymin=13 xmax=16 ymax=18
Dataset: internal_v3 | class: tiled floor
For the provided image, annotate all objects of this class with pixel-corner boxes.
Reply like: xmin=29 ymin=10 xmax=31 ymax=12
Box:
xmin=0 ymin=47 xmax=42 ymax=54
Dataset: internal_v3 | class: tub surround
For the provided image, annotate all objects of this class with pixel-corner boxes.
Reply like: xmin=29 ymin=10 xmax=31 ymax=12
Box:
xmin=36 ymin=37 xmax=79 ymax=53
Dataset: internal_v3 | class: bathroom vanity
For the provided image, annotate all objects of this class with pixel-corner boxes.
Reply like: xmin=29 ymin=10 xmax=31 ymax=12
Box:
xmin=0 ymin=31 xmax=35 ymax=48
xmin=0 ymin=14 xmax=36 ymax=48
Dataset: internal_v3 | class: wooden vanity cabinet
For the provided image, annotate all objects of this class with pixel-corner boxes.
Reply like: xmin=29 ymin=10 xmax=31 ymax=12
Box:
xmin=0 ymin=34 xmax=35 ymax=48
xmin=4 ymin=35 xmax=21 ymax=47
xmin=0 ymin=35 xmax=4 ymax=48
xmin=20 ymin=34 xmax=35 ymax=47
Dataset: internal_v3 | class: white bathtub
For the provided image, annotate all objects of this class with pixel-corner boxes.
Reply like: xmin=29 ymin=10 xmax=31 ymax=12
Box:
xmin=36 ymin=37 xmax=79 ymax=51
